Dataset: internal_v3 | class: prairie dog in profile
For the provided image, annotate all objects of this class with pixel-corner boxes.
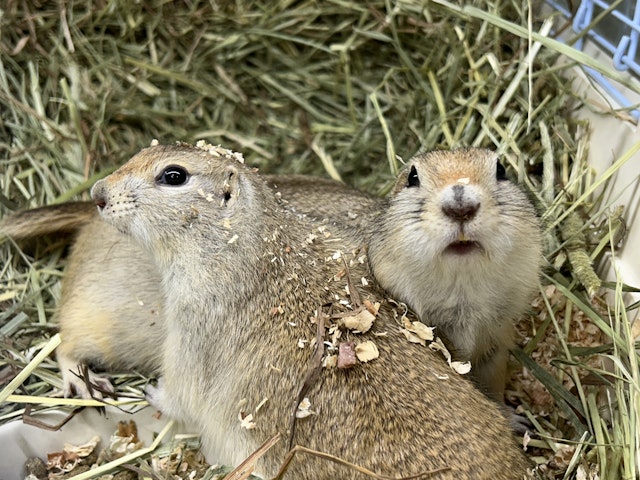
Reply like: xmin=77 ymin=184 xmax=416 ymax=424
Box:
xmin=1 ymin=176 xmax=378 ymax=398
xmin=89 ymin=142 xmax=530 ymax=479
xmin=369 ymin=148 xmax=541 ymax=401
xmin=1 ymin=178 xmax=379 ymax=398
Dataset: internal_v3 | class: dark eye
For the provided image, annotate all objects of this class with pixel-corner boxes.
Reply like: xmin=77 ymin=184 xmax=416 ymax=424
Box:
xmin=157 ymin=165 xmax=189 ymax=186
xmin=496 ymin=161 xmax=507 ymax=181
xmin=407 ymin=165 xmax=420 ymax=187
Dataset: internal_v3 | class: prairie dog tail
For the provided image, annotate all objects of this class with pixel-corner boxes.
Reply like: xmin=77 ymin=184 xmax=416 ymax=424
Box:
xmin=1 ymin=201 xmax=96 ymax=240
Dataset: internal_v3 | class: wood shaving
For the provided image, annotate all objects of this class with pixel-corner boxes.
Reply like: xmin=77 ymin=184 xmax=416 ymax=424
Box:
xmin=239 ymin=412 xmax=256 ymax=430
xmin=401 ymin=328 xmax=427 ymax=345
xmin=408 ymin=321 xmax=434 ymax=341
xmin=449 ymin=361 xmax=472 ymax=375
xmin=576 ymin=463 xmax=600 ymax=480
xmin=47 ymin=435 xmax=100 ymax=473
xmin=400 ymin=315 xmax=435 ymax=345
xmin=522 ymin=430 xmax=531 ymax=451
xmin=363 ymin=300 xmax=380 ymax=315
xmin=333 ymin=268 xmax=346 ymax=281
xmin=198 ymin=188 xmax=215 ymax=202
xmin=295 ymin=397 xmax=316 ymax=418
xmin=429 ymin=338 xmax=451 ymax=361
xmin=322 ymin=354 xmax=338 ymax=368
xmin=255 ymin=397 xmax=268 ymax=412
xmin=341 ymin=309 xmax=376 ymax=334
xmin=429 ymin=338 xmax=471 ymax=375
xmin=329 ymin=326 xmax=342 ymax=344
xmin=97 ymin=420 xmax=144 ymax=463
xmin=317 ymin=226 xmax=331 ymax=238
xmin=355 ymin=341 xmax=379 ymax=362
xmin=195 ymin=139 xmax=245 ymax=164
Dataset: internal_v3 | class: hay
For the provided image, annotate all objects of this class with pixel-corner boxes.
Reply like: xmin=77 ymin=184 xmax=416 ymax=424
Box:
xmin=0 ymin=0 xmax=638 ymax=478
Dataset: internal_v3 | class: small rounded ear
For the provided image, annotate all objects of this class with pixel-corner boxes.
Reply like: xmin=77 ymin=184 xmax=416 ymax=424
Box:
xmin=390 ymin=164 xmax=418 ymax=195
xmin=222 ymin=165 xmax=240 ymax=206
xmin=406 ymin=165 xmax=420 ymax=188
xmin=495 ymin=158 xmax=507 ymax=181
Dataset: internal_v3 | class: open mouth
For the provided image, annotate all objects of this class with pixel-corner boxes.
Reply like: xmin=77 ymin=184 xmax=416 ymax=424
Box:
xmin=444 ymin=233 xmax=483 ymax=255
xmin=445 ymin=240 xmax=482 ymax=254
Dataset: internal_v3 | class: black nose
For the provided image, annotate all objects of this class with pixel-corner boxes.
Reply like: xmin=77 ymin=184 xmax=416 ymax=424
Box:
xmin=441 ymin=185 xmax=479 ymax=222
xmin=442 ymin=202 xmax=478 ymax=222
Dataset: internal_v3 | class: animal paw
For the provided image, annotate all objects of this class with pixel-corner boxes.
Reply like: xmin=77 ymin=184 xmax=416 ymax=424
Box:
xmin=503 ymin=404 xmax=532 ymax=434
xmin=58 ymin=356 xmax=114 ymax=399
xmin=145 ymin=377 xmax=166 ymax=410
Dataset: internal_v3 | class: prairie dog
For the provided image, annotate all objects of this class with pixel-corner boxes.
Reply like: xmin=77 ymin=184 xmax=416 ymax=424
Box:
xmin=2 ymin=202 xmax=164 ymax=398
xmin=54 ymin=218 xmax=165 ymax=397
xmin=1 ymin=177 xmax=378 ymax=398
xmin=1 ymin=178 xmax=379 ymax=398
xmin=89 ymin=142 xmax=530 ymax=478
xmin=1 ymin=149 xmax=539 ymax=402
xmin=369 ymin=148 xmax=541 ymax=400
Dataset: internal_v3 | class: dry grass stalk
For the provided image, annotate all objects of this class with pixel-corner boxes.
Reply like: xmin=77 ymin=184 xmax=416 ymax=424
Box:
xmin=0 ymin=1 xmax=638 ymax=478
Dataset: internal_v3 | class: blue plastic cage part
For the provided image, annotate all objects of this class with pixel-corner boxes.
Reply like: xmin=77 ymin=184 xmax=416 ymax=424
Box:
xmin=547 ymin=0 xmax=640 ymax=120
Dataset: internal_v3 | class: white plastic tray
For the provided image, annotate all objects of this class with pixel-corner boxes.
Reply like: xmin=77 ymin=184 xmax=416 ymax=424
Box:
xmin=0 ymin=405 xmax=168 ymax=479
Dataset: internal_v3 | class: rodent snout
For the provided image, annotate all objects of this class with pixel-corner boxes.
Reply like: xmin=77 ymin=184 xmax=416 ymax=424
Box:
xmin=441 ymin=184 xmax=480 ymax=222
xmin=91 ymin=181 xmax=108 ymax=210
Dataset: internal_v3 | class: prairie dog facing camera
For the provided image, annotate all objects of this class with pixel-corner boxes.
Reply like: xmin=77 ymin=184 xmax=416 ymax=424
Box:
xmin=369 ymin=148 xmax=541 ymax=401
xmin=89 ymin=142 xmax=530 ymax=479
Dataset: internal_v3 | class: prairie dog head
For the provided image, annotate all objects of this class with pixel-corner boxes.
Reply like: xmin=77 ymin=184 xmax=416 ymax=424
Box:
xmin=369 ymin=148 xmax=541 ymax=315
xmin=382 ymin=148 xmax=538 ymax=261
xmin=91 ymin=143 xmax=267 ymax=265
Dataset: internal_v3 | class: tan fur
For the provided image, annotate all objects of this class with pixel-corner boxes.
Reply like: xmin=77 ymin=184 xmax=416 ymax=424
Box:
xmin=0 ymin=202 xmax=95 ymax=240
xmin=0 ymin=179 xmax=377 ymax=397
xmin=88 ymin=143 xmax=530 ymax=479
xmin=52 ymin=218 xmax=165 ymax=396
xmin=1 ymin=202 xmax=161 ymax=396
xmin=1 ymin=177 xmax=379 ymax=398
xmin=267 ymin=174 xmax=380 ymax=242
xmin=369 ymin=148 xmax=541 ymax=401
xmin=1 ymin=149 xmax=539 ymax=403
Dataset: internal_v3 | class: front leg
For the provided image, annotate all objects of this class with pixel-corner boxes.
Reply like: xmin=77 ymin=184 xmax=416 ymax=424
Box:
xmin=145 ymin=376 xmax=167 ymax=411
xmin=472 ymin=345 xmax=508 ymax=403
